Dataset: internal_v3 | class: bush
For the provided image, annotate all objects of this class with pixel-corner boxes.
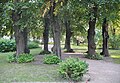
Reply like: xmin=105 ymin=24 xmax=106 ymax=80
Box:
xmin=85 ymin=53 xmax=103 ymax=60
xmin=109 ymin=35 xmax=120 ymax=49
xmin=58 ymin=58 xmax=88 ymax=81
xmin=43 ymin=54 xmax=61 ymax=64
xmin=28 ymin=41 xmax=39 ymax=49
xmin=7 ymin=53 xmax=34 ymax=63
xmin=17 ymin=53 xmax=34 ymax=63
xmin=0 ymin=39 xmax=40 ymax=52
xmin=39 ymin=50 xmax=51 ymax=55
xmin=7 ymin=54 xmax=16 ymax=63
xmin=0 ymin=39 xmax=16 ymax=52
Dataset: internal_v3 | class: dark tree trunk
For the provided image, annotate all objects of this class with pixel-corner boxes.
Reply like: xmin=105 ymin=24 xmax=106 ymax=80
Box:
xmin=88 ymin=19 xmax=96 ymax=55
xmin=101 ymin=18 xmax=109 ymax=57
xmin=23 ymin=28 xmax=30 ymax=54
xmin=50 ymin=0 xmax=61 ymax=58
xmin=64 ymin=19 xmax=73 ymax=52
xmin=88 ymin=6 xmax=97 ymax=55
xmin=52 ymin=17 xmax=61 ymax=57
xmin=76 ymin=39 xmax=79 ymax=46
xmin=43 ymin=14 xmax=50 ymax=52
xmin=12 ymin=9 xmax=29 ymax=56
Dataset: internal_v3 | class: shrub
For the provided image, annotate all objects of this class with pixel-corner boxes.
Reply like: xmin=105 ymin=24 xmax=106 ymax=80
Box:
xmin=43 ymin=54 xmax=61 ymax=64
xmin=109 ymin=35 xmax=120 ymax=49
xmin=28 ymin=41 xmax=39 ymax=49
xmin=7 ymin=53 xmax=34 ymax=63
xmin=58 ymin=58 xmax=88 ymax=81
xmin=17 ymin=53 xmax=34 ymax=63
xmin=0 ymin=39 xmax=16 ymax=52
xmin=85 ymin=53 xmax=103 ymax=60
xmin=39 ymin=50 xmax=51 ymax=55
xmin=7 ymin=54 xmax=16 ymax=63
xmin=0 ymin=39 xmax=40 ymax=52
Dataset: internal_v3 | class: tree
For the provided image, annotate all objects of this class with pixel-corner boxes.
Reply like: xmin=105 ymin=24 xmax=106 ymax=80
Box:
xmin=62 ymin=0 xmax=73 ymax=52
xmin=50 ymin=0 xmax=61 ymax=57
xmin=101 ymin=18 xmax=109 ymax=57
xmin=43 ymin=12 xmax=51 ymax=53
xmin=99 ymin=0 xmax=120 ymax=56
xmin=11 ymin=1 xmax=29 ymax=56
xmin=64 ymin=19 xmax=73 ymax=52
xmin=2 ymin=0 xmax=42 ymax=56
xmin=88 ymin=4 xmax=98 ymax=56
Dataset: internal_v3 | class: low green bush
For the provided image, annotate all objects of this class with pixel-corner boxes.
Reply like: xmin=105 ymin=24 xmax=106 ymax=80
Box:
xmin=28 ymin=41 xmax=39 ymax=49
xmin=17 ymin=53 xmax=34 ymax=63
xmin=85 ymin=53 xmax=103 ymax=60
xmin=58 ymin=57 xmax=88 ymax=81
xmin=39 ymin=50 xmax=51 ymax=55
xmin=7 ymin=54 xmax=16 ymax=63
xmin=43 ymin=54 xmax=61 ymax=64
xmin=0 ymin=39 xmax=16 ymax=52
xmin=0 ymin=39 xmax=40 ymax=52
xmin=7 ymin=53 xmax=34 ymax=63
xmin=109 ymin=35 xmax=120 ymax=49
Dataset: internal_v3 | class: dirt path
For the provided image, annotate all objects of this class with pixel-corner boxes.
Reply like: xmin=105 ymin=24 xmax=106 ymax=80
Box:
xmin=62 ymin=53 xmax=120 ymax=83
xmin=33 ymin=52 xmax=120 ymax=83
xmin=37 ymin=45 xmax=120 ymax=83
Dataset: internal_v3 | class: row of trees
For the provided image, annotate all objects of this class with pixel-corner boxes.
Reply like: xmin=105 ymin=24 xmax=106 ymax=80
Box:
xmin=0 ymin=0 xmax=120 ymax=58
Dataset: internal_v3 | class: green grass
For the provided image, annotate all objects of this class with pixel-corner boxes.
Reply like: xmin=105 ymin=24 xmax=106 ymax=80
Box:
xmin=62 ymin=44 xmax=120 ymax=64
xmin=0 ymin=46 xmax=120 ymax=83
xmin=0 ymin=48 xmax=67 ymax=83
xmin=110 ymin=50 xmax=120 ymax=64
xmin=61 ymin=44 xmax=87 ymax=53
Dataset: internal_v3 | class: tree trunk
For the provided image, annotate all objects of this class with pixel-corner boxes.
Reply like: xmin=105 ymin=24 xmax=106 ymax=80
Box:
xmin=50 ymin=0 xmax=61 ymax=58
xmin=76 ymin=40 xmax=79 ymax=46
xmin=23 ymin=28 xmax=30 ymax=54
xmin=43 ymin=14 xmax=50 ymax=52
xmin=14 ymin=30 xmax=24 ymax=56
xmin=88 ymin=19 xmax=96 ymax=55
xmin=52 ymin=17 xmax=61 ymax=58
xmin=12 ymin=10 xmax=29 ymax=56
xmin=64 ymin=19 xmax=73 ymax=52
xmin=101 ymin=18 xmax=109 ymax=57
xmin=88 ymin=6 xmax=97 ymax=55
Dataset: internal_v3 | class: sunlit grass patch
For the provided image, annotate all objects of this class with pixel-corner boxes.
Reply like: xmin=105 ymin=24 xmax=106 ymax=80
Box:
xmin=111 ymin=55 xmax=120 ymax=59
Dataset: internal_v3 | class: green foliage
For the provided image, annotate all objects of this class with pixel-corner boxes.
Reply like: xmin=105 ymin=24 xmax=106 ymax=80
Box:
xmin=17 ymin=53 xmax=34 ymax=63
xmin=109 ymin=35 xmax=120 ymax=49
xmin=1 ymin=1 xmax=44 ymax=38
xmin=43 ymin=55 xmax=61 ymax=64
xmin=85 ymin=53 xmax=103 ymax=60
xmin=0 ymin=39 xmax=16 ymax=52
xmin=28 ymin=41 xmax=39 ymax=49
xmin=58 ymin=57 xmax=88 ymax=81
xmin=7 ymin=53 xmax=34 ymax=63
xmin=39 ymin=50 xmax=51 ymax=55
xmin=7 ymin=54 xmax=16 ymax=63
xmin=0 ymin=39 xmax=40 ymax=52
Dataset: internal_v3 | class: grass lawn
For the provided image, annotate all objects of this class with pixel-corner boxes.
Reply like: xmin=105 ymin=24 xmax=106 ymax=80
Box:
xmin=0 ymin=46 xmax=120 ymax=83
xmin=0 ymin=48 xmax=66 ymax=83
xmin=69 ymin=45 xmax=120 ymax=64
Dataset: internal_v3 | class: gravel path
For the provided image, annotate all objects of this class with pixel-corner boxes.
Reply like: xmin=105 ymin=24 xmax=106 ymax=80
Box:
xmin=39 ymin=45 xmax=120 ymax=83
xmin=62 ymin=53 xmax=120 ymax=83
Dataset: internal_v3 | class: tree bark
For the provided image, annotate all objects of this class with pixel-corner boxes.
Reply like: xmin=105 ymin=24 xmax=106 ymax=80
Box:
xmin=101 ymin=18 xmax=109 ymax=57
xmin=23 ymin=27 xmax=30 ymax=54
xmin=50 ymin=0 xmax=61 ymax=58
xmin=88 ymin=6 xmax=97 ymax=55
xmin=12 ymin=7 xmax=29 ymax=56
xmin=64 ymin=19 xmax=73 ymax=52
xmin=52 ymin=17 xmax=61 ymax=57
xmin=43 ymin=14 xmax=50 ymax=52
